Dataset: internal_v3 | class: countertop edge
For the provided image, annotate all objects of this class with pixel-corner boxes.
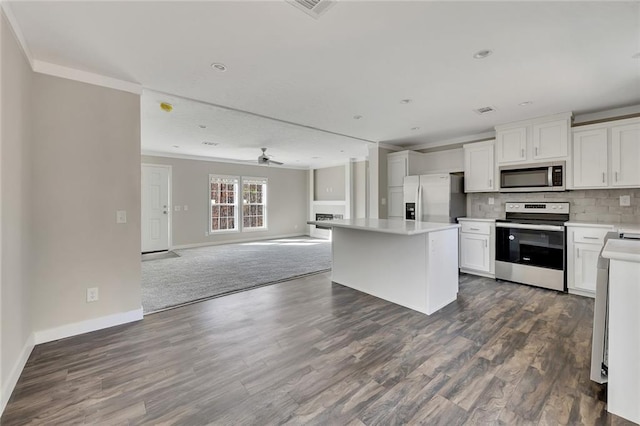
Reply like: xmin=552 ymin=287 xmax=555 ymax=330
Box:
xmin=307 ymin=220 xmax=460 ymax=236
xmin=601 ymin=239 xmax=640 ymax=263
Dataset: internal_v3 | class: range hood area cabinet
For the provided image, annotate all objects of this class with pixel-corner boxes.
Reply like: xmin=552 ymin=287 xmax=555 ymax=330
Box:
xmin=571 ymin=117 xmax=640 ymax=189
xmin=495 ymin=112 xmax=572 ymax=166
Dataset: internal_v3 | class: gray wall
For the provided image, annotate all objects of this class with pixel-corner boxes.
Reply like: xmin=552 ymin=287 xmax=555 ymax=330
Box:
xmin=314 ymin=165 xmax=345 ymax=201
xmin=468 ymin=189 xmax=640 ymax=224
xmin=353 ymin=161 xmax=367 ymax=218
xmin=378 ymin=147 xmax=392 ymax=219
xmin=1 ymin=11 xmax=33 ymax=405
xmin=31 ymin=74 xmax=142 ymax=331
xmin=142 ymin=156 xmax=309 ymax=246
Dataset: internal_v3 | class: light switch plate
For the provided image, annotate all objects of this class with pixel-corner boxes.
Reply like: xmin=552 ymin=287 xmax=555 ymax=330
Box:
xmin=381 ymin=198 xmax=386 ymax=205
xmin=183 ymin=205 xmax=189 ymax=211
xmin=116 ymin=210 xmax=127 ymax=224
xmin=175 ymin=205 xmax=181 ymax=211
xmin=86 ymin=287 xmax=99 ymax=302
xmin=620 ymin=195 xmax=631 ymax=206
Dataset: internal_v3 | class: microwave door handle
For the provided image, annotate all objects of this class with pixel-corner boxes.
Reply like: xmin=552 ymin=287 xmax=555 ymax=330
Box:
xmin=548 ymin=167 xmax=553 ymax=187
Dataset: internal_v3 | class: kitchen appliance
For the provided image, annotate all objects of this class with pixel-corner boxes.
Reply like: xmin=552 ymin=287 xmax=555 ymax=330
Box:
xmin=403 ymin=173 xmax=466 ymax=223
xmin=590 ymin=230 xmax=640 ymax=384
xmin=499 ymin=161 xmax=565 ymax=192
xmin=495 ymin=202 xmax=569 ymax=291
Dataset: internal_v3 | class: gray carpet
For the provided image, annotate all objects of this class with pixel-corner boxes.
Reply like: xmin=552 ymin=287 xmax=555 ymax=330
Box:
xmin=141 ymin=237 xmax=331 ymax=313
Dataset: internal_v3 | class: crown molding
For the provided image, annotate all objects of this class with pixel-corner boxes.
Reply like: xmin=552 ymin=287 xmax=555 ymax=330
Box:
xmin=378 ymin=143 xmax=404 ymax=151
xmin=33 ymin=60 xmax=142 ymax=95
xmin=1 ymin=1 xmax=34 ymax=67
xmin=403 ymin=130 xmax=496 ymax=151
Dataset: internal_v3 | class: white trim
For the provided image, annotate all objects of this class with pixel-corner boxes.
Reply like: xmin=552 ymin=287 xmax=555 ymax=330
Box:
xmin=404 ymin=131 xmax=496 ymax=151
xmin=312 ymin=200 xmax=347 ymax=206
xmin=574 ymin=105 xmax=640 ymax=125
xmin=33 ymin=307 xmax=143 ymax=345
xmin=32 ymin=60 xmax=142 ymax=95
xmin=0 ymin=334 xmax=35 ymax=415
xmin=173 ymin=233 xmax=306 ymax=250
xmin=379 ymin=143 xmax=404 ymax=152
xmin=0 ymin=3 xmax=33 ymax=67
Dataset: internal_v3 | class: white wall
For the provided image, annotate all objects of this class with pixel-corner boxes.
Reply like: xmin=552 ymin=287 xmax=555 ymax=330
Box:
xmin=353 ymin=161 xmax=367 ymax=218
xmin=30 ymin=74 xmax=142 ymax=333
xmin=141 ymin=155 xmax=309 ymax=247
xmin=0 ymin=10 xmax=34 ymax=411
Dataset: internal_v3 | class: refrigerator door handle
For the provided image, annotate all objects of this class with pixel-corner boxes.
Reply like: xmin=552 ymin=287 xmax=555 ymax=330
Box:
xmin=416 ymin=183 xmax=422 ymax=222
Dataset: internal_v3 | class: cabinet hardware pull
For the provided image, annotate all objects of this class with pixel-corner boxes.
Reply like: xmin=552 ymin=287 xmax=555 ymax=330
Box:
xmin=535 ymin=146 xmax=538 ymax=156
xmin=584 ymin=236 xmax=599 ymax=240
xmin=489 ymin=179 xmax=492 ymax=187
xmin=485 ymin=239 xmax=488 ymax=247
xmin=521 ymin=148 xmax=525 ymax=158
xmin=470 ymin=228 xmax=480 ymax=231
xmin=602 ymin=172 xmax=605 ymax=183
xmin=577 ymin=248 xmax=580 ymax=258
xmin=615 ymin=171 xmax=619 ymax=182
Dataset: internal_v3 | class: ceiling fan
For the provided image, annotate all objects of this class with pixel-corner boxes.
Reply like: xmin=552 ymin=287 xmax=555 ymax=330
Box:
xmin=258 ymin=147 xmax=283 ymax=165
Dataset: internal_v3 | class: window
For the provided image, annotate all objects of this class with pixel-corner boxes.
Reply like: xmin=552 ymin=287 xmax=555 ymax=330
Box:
xmin=242 ymin=177 xmax=267 ymax=230
xmin=210 ymin=175 xmax=239 ymax=233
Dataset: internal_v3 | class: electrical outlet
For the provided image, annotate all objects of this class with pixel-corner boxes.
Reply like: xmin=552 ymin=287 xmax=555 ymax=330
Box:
xmin=488 ymin=197 xmax=495 ymax=205
xmin=116 ymin=210 xmax=127 ymax=224
xmin=183 ymin=205 xmax=189 ymax=211
xmin=86 ymin=287 xmax=99 ymax=303
xmin=620 ymin=195 xmax=631 ymax=207
xmin=381 ymin=198 xmax=386 ymax=205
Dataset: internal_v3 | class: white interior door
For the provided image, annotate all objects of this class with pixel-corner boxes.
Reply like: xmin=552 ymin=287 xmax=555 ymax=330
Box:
xmin=142 ymin=164 xmax=170 ymax=253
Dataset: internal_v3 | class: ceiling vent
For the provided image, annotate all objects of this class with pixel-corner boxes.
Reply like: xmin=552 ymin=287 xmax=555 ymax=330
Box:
xmin=473 ymin=106 xmax=497 ymax=115
xmin=287 ymin=0 xmax=336 ymax=19
xmin=202 ymin=141 xmax=219 ymax=146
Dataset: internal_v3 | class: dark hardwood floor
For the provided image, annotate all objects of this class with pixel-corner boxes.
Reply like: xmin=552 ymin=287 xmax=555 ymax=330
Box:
xmin=2 ymin=273 xmax=634 ymax=425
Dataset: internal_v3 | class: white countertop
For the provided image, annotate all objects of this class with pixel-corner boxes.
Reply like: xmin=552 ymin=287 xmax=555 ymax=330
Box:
xmin=307 ymin=218 xmax=460 ymax=236
xmin=457 ymin=218 xmax=496 ymax=223
xmin=602 ymin=238 xmax=640 ymax=263
xmin=565 ymin=221 xmax=640 ymax=232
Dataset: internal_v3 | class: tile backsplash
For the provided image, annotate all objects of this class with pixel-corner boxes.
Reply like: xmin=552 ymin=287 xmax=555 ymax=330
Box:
xmin=467 ymin=189 xmax=640 ymax=224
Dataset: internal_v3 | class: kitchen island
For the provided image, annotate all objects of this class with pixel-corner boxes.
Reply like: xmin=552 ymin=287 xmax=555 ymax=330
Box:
xmin=307 ymin=218 xmax=460 ymax=315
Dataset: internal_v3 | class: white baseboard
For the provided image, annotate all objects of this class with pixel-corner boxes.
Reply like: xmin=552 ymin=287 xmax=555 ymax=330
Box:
xmin=172 ymin=233 xmax=308 ymax=250
xmin=459 ymin=268 xmax=496 ymax=279
xmin=1 ymin=333 xmax=35 ymax=415
xmin=33 ymin=307 xmax=143 ymax=345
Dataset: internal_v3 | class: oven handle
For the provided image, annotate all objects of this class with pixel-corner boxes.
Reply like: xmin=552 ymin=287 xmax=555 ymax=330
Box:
xmin=496 ymin=222 xmax=565 ymax=232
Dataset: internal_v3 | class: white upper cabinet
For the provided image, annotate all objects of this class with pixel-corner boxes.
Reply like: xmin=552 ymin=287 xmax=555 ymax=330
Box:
xmin=495 ymin=112 xmax=571 ymax=166
xmin=463 ymin=140 xmax=496 ymax=192
xmin=572 ymin=128 xmax=608 ymax=188
xmin=387 ymin=155 xmax=408 ymax=187
xmin=496 ymin=127 xmax=527 ymax=164
xmin=611 ymin=122 xmax=640 ymax=187
xmin=571 ymin=117 xmax=640 ymax=190
xmin=533 ymin=119 xmax=569 ymax=160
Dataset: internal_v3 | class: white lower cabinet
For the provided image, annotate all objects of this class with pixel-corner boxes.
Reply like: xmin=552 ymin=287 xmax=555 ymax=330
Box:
xmin=458 ymin=219 xmax=495 ymax=277
xmin=566 ymin=225 xmax=615 ymax=297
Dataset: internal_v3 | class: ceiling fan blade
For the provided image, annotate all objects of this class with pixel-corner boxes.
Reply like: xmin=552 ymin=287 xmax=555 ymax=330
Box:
xmin=268 ymin=159 xmax=284 ymax=165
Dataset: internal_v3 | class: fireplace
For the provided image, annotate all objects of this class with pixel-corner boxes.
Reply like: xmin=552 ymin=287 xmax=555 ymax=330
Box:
xmin=315 ymin=213 xmax=343 ymax=230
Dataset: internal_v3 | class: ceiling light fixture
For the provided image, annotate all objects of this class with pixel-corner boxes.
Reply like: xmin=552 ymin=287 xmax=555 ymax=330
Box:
xmin=353 ymin=115 xmax=363 ymax=120
xmin=519 ymin=101 xmax=533 ymax=107
xmin=400 ymin=99 xmax=412 ymax=104
xmin=411 ymin=127 xmax=420 ymax=131
xmin=172 ymin=145 xmax=180 ymax=148
xmin=202 ymin=141 xmax=219 ymax=146
xmin=211 ymin=63 xmax=227 ymax=72
xmin=473 ymin=49 xmax=493 ymax=59
xmin=198 ymin=124 xmax=207 ymax=129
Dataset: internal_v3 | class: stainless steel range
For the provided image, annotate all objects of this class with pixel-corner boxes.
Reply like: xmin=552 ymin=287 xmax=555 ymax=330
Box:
xmin=495 ymin=202 xmax=569 ymax=291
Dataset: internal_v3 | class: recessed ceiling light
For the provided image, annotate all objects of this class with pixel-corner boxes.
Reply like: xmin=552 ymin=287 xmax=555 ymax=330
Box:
xmin=172 ymin=145 xmax=180 ymax=148
xmin=400 ymin=99 xmax=412 ymax=104
xmin=411 ymin=127 xmax=420 ymax=131
xmin=211 ymin=63 xmax=227 ymax=72
xmin=473 ymin=49 xmax=493 ymax=59
xmin=519 ymin=101 xmax=533 ymax=107
xmin=312 ymin=156 xmax=320 ymax=159
xmin=353 ymin=115 xmax=363 ymax=120
xmin=340 ymin=150 xmax=345 ymax=153
xmin=202 ymin=141 xmax=219 ymax=146
xmin=198 ymin=124 xmax=207 ymax=129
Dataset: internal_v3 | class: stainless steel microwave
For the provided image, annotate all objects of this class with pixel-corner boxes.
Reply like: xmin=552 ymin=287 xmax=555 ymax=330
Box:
xmin=499 ymin=161 xmax=565 ymax=192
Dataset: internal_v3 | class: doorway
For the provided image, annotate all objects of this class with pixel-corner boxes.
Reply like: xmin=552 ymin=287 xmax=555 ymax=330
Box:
xmin=141 ymin=164 xmax=171 ymax=253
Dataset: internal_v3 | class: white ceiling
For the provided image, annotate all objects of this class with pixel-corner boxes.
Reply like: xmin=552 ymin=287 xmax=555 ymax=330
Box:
xmin=7 ymin=1 xmax=640 ymax=168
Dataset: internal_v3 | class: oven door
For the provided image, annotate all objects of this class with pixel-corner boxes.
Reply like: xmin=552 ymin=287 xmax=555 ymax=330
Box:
xmin=496 ymin=223 xmax=565 ymax=270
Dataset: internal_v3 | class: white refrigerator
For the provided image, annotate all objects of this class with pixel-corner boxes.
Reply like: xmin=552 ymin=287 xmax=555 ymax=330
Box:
xmin=403 ymin=173 xmax=466 ymax=223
